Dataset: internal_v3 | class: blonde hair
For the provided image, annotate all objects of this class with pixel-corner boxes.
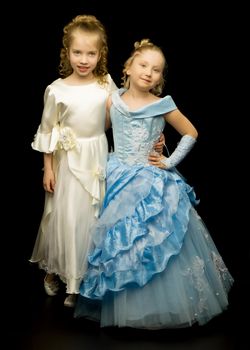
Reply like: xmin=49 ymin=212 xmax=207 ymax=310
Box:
xmin=59 ymin=14 xmax=109 ymax=86
xmin=121 ymin=39 xmax=167 ymax=96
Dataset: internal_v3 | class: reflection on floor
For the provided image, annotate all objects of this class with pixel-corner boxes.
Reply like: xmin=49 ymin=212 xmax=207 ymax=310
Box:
xmin=8 ymin=260 xmax=248 ymax=350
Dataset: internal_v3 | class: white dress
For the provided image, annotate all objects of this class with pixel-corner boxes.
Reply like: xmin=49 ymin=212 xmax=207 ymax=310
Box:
xmin=30 ymin=75 xmax=117 ymax=294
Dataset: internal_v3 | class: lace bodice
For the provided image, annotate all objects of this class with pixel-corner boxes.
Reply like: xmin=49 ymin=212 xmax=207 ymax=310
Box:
xmin=110 ymin=89 xmax=177 ymax=165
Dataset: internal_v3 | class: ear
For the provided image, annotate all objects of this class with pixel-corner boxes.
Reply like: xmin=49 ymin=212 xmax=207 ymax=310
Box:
xmin=126 ymin=68 xmax=131 ymax=76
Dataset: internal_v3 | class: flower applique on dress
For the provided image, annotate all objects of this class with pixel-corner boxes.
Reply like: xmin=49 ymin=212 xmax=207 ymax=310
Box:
xmin=57 ymin=126 xmax=80 ymax=152
xmin=49 ymin=125 xmax=80 ymax=152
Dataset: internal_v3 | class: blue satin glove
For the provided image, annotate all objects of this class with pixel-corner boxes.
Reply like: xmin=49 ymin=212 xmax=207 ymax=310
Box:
xmin=161 ymin=134 xmax=196 ymax=169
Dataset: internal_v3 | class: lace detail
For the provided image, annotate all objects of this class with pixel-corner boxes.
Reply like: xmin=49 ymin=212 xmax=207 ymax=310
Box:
xmin=182 ymin=256 xmax=209 ymax=315
xmin=211 ymin=251 xmax=231 ymax=281
xmin=125 ymin=123 xmax=162 ymax=165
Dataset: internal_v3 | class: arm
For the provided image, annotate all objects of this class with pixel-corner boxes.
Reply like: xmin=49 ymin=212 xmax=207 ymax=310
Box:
xmin=149 ymin=109 xmax=198 ymax=169
xmin=161 ymin=109 xmax=198 ymax=169
xmin=43 ymin=153 xmax=55 ymax=193
xmin=105 ymin=95 xmax=112 ymax=131
xmin=32 ymin=86 xmax=59 ymax=152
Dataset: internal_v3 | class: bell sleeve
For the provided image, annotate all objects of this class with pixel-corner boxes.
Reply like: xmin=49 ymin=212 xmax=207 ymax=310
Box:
xmin=31 ymin=85 xmax=59 ymax=153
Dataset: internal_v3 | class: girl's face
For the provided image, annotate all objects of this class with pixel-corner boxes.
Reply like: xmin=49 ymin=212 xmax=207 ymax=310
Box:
xmin=127 ymin=50 xmax=164 ymax=91
xmin=68 ymin=29 xmax=100 ymax=80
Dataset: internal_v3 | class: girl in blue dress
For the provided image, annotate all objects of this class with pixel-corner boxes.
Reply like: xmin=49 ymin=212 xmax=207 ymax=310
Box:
xmin=75 ymin=39 xmax=234 ymax=329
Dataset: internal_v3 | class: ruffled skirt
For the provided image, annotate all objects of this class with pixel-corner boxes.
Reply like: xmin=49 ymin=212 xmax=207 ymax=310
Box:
xmin=75 ymin=154 xmax=234 ymax=328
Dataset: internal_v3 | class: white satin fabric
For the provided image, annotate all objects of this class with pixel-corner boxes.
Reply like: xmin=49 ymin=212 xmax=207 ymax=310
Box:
xmin=30 ymin=76 xmax=117 ymax=293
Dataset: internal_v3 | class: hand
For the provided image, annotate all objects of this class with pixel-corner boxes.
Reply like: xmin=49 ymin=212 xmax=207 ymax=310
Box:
xmin=160 ymin=135 xmax=196 ymax=169
xmin=148 ymin=152 xmax=167 ymax=169
xmin=43 ymin=169 xmax=56 ymax=193
xmin=153 ymin=133 xmax=165 ymax=155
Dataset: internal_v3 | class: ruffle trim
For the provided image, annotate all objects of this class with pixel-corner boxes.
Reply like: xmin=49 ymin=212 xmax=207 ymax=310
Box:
xmin=80 ymin=157 xmax=198 ymax=299
xmin=32 ymin=127 xmax=108 ymax=217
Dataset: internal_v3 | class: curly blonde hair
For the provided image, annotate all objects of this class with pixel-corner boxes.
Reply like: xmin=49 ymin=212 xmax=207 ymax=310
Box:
xmin=121 ymin=39 xmax=167 ymax=96
xmin=59 ymin=14 xmax=109 ymax=86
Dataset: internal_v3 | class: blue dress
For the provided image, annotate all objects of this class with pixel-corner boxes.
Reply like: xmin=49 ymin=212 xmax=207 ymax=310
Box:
xmin=75 ymin=89 xmax=234 ymax=329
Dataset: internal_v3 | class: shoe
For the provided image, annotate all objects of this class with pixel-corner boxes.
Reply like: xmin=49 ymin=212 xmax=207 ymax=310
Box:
xmin=64 ymin=294 xmax=77 ymax=308
xmin=44 ymin=275 xmax=59 ymax=296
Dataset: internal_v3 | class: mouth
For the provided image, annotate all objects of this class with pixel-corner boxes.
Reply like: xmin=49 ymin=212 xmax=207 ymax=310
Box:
xmin=78 ymin=66 xmax=89 ymax=73
xmin=141 ymin=78 xmax=151 ymax=84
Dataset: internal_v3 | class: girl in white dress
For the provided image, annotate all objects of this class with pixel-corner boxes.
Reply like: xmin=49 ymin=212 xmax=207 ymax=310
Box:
xmin=29 ymin=14 xmax=117 ymax=307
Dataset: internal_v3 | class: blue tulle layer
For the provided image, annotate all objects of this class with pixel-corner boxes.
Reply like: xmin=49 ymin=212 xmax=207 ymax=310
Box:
xmin=75 ymin=154 xmax=234 ymax=328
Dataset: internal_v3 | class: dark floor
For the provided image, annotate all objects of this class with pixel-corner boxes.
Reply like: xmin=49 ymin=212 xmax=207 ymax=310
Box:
xmin=7 ymin=257 xmax=248 ymax=350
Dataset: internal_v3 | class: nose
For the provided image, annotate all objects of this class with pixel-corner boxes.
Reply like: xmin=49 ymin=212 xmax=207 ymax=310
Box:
xmin=145 ymin=68 xmax=152 ymax=76
xmin=79 ymin=54 xmax=88 ymax=64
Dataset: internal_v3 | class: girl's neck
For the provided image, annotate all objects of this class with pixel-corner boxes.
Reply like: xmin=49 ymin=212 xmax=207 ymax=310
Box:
xmin=122 ymin=88 xmax=159 ymax=111
xmin=64 ymin=72 xmax=96 ymax=86
xmin=125 ymin=88 xmax=151 ymax=100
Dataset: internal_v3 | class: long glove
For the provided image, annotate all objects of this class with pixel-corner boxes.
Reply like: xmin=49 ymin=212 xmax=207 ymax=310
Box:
xmin=161 ymin=134 xmax=196 ymax=169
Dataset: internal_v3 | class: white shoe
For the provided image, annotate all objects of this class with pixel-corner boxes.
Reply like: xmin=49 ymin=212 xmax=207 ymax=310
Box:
xmin=64 ymin=294 xmax=77 ymax=307
xmin=44 ymin=276 xmax=59 ymax=296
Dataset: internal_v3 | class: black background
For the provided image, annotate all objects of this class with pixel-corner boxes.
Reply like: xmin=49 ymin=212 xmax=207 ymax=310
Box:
xmin=7 ymin=1 xmax=248 ymax=303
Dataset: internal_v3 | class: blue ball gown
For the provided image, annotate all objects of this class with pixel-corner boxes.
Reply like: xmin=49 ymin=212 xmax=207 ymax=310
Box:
xmin=74 ymin=89 xmax=234 ymax=329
